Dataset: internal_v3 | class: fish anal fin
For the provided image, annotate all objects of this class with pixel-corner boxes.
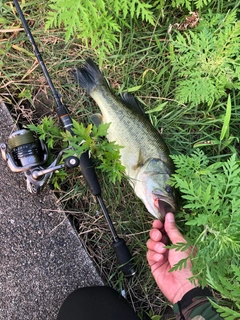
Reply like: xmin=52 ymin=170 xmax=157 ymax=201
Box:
xmin=90 ymin=113 xmax=103 ymax=127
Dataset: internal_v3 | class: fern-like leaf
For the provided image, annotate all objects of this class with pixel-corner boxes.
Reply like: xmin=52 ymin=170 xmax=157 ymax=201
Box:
xmin=46 ymin=0 xmax=154 ymax=59
xmin=209 ymin=300 xmax=240 ymax=320
xmin=170 ymin=11 xmax=240 ymax=107
xmin=170 ymin=149 xmax=240 ymax=315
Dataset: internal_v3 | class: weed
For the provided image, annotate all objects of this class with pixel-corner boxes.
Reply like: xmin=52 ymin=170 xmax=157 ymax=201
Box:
xmin=169 ymin=149 xmax=240 ymax=317
xmin=28 ymin=116 xmax=125 ymax=184
xmin=169 ymin=10 xmax=240 ymax=108
xmin=45 ymin=0 xmax=154 ymax=62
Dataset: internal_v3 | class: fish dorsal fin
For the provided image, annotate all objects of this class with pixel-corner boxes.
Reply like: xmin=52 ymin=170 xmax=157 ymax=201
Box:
xmin=90 ymin=113 xmax=103 ymax=127
xmin=120 ymin=92 xmax=146 ymax=116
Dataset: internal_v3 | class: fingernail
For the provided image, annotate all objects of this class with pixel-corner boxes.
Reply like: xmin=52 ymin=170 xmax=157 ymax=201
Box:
xmin=167 ymin=212 xmax=175 ymax=222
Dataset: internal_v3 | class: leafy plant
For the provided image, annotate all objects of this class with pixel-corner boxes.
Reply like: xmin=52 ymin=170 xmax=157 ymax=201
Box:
xmin=45 ymin=0 xmax=154 ymax=61
xmin=169 ymin=149 xmax=240 ymax=317
xmin=169 ymin=10 xmax=240 ymax=107
xmin=28 ymin=117 xmax=125 ymax=184
xmin=28 ymin=117 xmax=64 ymax=149
xmin=210 ymin=298 xmax=240 ymax=320
xmin=171 ymin=0 xmax=212 ymax=10
xmin=62 ymin=119 xmax=125 ymax=183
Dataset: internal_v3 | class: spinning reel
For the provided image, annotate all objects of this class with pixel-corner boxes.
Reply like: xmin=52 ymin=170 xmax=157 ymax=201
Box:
xmin=0 ymin=129 xmax=79 ymax=194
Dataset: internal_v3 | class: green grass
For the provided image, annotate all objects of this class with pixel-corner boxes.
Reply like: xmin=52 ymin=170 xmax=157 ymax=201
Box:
xmin=1 ymin=0 xmax=240 ymax=318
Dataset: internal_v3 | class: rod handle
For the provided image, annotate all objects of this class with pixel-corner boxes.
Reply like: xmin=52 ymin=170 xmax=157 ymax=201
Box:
xmin=112 ymin=238 xmax=135 ymax=278
xmin=80 ymin=152 xmax=101 ymax=196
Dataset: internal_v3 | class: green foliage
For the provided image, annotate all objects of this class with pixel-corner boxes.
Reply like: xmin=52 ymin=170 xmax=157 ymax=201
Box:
xmin=50 ymin=169 xmax=68 ymax=190
xmin=209 ymin=299 xmax=240 ymax=320
xmin=44 ymin=0 xmax=237 ymax=65
xmin=45 ymin=0 xmax=154 ymax=60
xmin=169 ymin=10 xmax=240 ymax=107
xmin=28 ymin=117 xmax=125 ymax=185
xmin=28 ymin=117 xmax=64 ymax=149
xmin=62 ymin=119 xmax=125 ymax=183
xmin=169 ymin=149 xmax=240 ymax=316
xmin=171 ymin=0 xmax=212 ymax=10
xmin=220 ymin=95 xmax=231 ymax=141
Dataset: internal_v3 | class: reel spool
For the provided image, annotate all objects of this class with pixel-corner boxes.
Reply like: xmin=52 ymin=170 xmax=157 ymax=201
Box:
xmin=0 ymin=129 xmax=48 ymax=193
xmin=3 ymin=129 xmax=48 ymax=171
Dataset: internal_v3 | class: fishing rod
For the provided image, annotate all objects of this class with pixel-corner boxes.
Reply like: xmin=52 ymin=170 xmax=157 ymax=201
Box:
xmin=0 ymin=0 xmax=135 ymax=278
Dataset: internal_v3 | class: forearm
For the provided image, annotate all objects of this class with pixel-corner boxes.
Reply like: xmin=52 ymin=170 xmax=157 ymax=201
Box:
xmin=173 ymin=287 xmax=223 ymax=320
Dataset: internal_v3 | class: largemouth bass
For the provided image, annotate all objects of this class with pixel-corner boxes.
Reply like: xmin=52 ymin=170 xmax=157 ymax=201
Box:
xmin=71 ymin=58 xmax=175 ymax=220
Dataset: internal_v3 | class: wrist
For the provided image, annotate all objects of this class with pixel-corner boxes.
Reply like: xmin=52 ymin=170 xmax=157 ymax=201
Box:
xmin=172 ymin=281 xmax=198 ymax=304
xmin=173 ymin=287 xmax=212 ymax=315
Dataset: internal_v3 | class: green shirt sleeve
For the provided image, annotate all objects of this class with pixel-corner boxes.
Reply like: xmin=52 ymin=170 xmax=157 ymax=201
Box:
xmin=173 ymin=287 xmax=223 ymax=320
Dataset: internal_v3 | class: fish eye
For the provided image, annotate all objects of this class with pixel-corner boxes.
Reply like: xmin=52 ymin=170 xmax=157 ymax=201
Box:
xmin=165 ymin=185 xmax=172 ymax=194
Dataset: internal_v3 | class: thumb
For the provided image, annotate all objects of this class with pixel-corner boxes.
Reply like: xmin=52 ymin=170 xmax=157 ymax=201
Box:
xmin=164 ymin=212 xmax=186 ymax=245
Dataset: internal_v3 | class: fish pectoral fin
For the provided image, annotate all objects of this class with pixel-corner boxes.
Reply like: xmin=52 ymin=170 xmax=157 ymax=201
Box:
xmin=120 ymin=92 xmax=146 ymax=116
xmin=90 ymin=113 xmax=103 ymax=127
xmin=133 ymin=150 xmax=145 ymax=170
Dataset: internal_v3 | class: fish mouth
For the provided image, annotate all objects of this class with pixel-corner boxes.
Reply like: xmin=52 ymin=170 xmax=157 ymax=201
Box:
xmin=158 ymin=199 xmax=175 ymax=218
xmin=153 ymin=193 xmax=175 ymax=220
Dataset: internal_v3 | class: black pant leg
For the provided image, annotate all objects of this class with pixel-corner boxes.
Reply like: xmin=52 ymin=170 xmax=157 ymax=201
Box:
xmin=57 ymin=286 xmax=141 ymax=320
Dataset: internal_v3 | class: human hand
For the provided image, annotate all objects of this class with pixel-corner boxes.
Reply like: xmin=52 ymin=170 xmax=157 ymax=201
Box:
xmin=146 ymin=212 xmax=198 ymax=304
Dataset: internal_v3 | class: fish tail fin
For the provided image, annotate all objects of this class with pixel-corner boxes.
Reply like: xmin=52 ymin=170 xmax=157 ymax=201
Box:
xmin=71 ymin=58 xmax=107 ymax=94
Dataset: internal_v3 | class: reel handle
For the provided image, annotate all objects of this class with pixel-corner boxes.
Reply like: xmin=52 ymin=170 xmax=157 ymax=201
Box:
xmin=32 ymin=156 xmax=80 ymax=179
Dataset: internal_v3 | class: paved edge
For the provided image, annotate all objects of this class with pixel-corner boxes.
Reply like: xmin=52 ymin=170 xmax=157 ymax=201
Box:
xmin=0 ymin=102 xmax=103 ymax=320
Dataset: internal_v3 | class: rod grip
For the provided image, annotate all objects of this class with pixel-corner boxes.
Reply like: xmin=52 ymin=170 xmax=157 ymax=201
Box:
xmin=80 ymin=152 xmax=101 ymax=196
xmin=112 ymin=238 xmax=135 ymax=278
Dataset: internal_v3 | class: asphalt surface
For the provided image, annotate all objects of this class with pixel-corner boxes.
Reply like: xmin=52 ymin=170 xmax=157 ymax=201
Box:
xmin=0 ymin=102 xmax=103 ymax=320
